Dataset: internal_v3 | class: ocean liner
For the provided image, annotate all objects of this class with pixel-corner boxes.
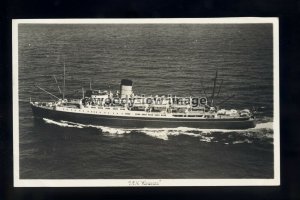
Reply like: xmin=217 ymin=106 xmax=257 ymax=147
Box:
xmin=30 ymin=68 xmax=256 ymax=129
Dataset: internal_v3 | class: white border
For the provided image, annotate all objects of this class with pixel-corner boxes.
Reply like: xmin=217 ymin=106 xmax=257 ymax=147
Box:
xmin=12 ymin=18 xmax=280 ymax=187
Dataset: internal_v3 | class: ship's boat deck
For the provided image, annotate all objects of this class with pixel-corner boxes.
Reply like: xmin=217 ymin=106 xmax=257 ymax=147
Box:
xmin=31 ymin=101 xmax=252 ymax=120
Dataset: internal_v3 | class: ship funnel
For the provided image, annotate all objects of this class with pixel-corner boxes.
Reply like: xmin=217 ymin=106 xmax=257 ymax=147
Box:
xmin=120 ymin=79 xmax=133 ymax=98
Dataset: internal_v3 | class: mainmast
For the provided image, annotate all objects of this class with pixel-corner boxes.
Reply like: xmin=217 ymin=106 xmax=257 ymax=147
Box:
xmin=82 ymin=87 xmax=85 ymax=99
xmin=63 ymin=62 xmax=66 ymax=100
xmin=216 ymin=79 xmax=223 ymax=97
xmin=89 ymin=78 xmax=92 ymax=90
xmin=200 ymin=81 xmax=208 ymax=100
xmin=210 ymin=70 xmax=218 ymax=107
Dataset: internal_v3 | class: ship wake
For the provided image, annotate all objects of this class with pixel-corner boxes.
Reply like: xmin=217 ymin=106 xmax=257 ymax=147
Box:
xmin=43 ymin=118 xmax=274 ymax=144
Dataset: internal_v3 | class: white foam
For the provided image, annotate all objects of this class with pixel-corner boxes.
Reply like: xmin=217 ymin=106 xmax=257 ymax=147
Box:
xmin=125 ymin=127 xmax=203 ymax=140
xmin=62 ymin=120 xmax=130 ymax=135
xmin=142 ymin=130 xmax=169 ymax=140
xmin=254 ymin=122 xmax=273 ymax=129
xmin=42 ymin=118 xmax=274 ymax=141
xmin=43 ymin=118 xmax=84 ymax=128
xmin=199 ymin=136 xmax=214 ymax=143
xmin=100 ymin=126 xmax=129 ymax=135
xmin=232 ymin=139 xmax=253 ymax=144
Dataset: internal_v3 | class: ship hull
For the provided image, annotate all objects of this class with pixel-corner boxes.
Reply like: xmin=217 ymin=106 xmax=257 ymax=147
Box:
xmin=31 ymin=104 xmax=256 ymax=129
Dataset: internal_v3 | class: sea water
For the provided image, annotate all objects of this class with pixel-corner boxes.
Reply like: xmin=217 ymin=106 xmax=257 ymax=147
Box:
xmin=18 ymin=24 xmax=274 ymax=179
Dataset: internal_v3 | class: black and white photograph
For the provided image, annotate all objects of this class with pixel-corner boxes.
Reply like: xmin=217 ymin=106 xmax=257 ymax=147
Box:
xmin=13 ymin=18 xmax=279 ymax=186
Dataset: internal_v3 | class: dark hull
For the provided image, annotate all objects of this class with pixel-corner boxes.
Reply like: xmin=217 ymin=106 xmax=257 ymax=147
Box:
xmin=31 ymin=104 xmax=256 ymax=129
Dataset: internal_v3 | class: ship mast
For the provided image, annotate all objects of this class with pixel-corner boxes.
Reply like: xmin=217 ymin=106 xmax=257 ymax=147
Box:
xmin=63 ymin=61 xmax=66 ymax=100
xmin=216 ymin=79 xmax=223 ymax=97
xmin=210 ymin=70 xmax=218 ymax=107
xmin=200 ymin=81 xmax=208 ymax=100
xmin=89 ymin=78 xmax=92 ymax=90
xmin=82 ymin=87 xmax=85 ymax=99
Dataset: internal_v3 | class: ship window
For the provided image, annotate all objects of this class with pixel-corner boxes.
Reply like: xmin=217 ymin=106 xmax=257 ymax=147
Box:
xmin=105 ymin=108 xmax=110 ymax=109
xmin=142 ymin=114 xmax=146 ymax=116
xmin=135 ymin=113 xmax=140 ymax=115
xmin=148 ymin=114 xmax=153 ymax=116
xmin=188 ymin=115 xmax=196 ymax=117
xmin=155 ymin=114 xmax=160 ymax=116
xmin=125 ymin=113 xmax=130 ymax=115
xmin=120 ymin=108 xmax=125 ymax=110
xmin=113 ymin=108 xmax=118 ymax=110
xmin=196 ymin=115 xmax=203 ymax=117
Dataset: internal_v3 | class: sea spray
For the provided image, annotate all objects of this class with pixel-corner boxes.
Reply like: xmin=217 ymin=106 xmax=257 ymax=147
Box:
xmin=43 ymin=118 xmax=273 ymax=144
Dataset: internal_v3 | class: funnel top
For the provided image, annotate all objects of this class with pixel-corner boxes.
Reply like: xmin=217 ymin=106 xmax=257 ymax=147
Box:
xmin=121 ymin=79 xmax=133 ymax=86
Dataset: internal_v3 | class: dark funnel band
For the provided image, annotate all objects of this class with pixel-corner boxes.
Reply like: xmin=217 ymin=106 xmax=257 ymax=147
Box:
xmin=121 ymin=79 xmax=133 ymax=86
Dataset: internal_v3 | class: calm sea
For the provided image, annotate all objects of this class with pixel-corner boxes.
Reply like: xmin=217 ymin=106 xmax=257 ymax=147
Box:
xmin=18 ymin=24 xmax=274 ymax=179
